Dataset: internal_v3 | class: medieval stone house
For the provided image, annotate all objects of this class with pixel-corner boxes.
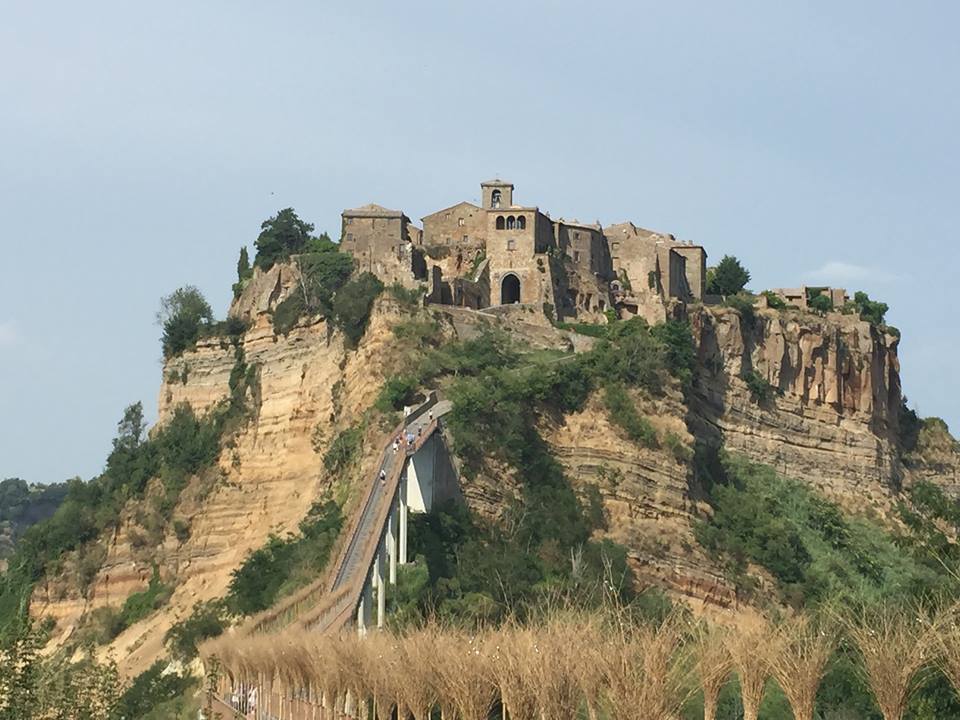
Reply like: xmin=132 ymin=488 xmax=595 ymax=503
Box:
xmin=340 ymin=180 xmax=707 ymax=323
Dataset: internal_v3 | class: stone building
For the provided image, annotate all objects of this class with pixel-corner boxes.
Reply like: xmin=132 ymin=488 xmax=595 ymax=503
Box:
xmin=340 ymin=203 xmax=426 ymax=287
xmin=339 ymin=180 xmax=707 ymax=322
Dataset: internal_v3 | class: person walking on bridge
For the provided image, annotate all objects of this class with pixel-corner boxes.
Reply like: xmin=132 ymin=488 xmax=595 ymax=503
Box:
xmin=380 ymin=469 xmax=387 ymax=485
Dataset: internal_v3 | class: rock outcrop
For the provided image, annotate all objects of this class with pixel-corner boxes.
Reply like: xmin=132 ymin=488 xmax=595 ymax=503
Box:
xmin=690 ymin=306 xmax=903 ymax=505
xmin=32 ymin=278 xmax=921 ymax=674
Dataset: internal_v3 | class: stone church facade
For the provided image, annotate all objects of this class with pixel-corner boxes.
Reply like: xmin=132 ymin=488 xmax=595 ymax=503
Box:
xmin=340 ymin=179 xmax=707 ymax=323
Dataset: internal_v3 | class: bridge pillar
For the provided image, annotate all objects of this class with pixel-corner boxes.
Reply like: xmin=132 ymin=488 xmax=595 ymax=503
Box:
xmin=358 ymin=567 xmax=373 ymax=636
xmin=376 ymin=538 xmax=387 ymax=629
xmin=388 ymin=501 xmax=398 ymax=584
xmin=399 ymin=476 xmax=408 ymax=565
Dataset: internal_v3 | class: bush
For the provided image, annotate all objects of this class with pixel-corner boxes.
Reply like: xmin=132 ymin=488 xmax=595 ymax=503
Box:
xmin=118 ymin=660 xmax=194 ymax=719
xmin=723 ymin=293 xmax=756 ymax=326
xmin=331 ymin=272 xmax=384 ymax=346
xmin=808 ymin=292 xmax=833 ymax=314
xmin=761 ymin=290 xmax=787 ymax=310
xmin=706 ymin=255 xmax=751 ymax=296
xmin=650 ymin=320 xmax=696 ymax=388
xmin=164 ymin=600 xmax=230 ymax=661
xmin=376 ymin=375 xmax=419 ymax=413
xmin=742 ymin=369 xmax=776 ymax=402
xmin=849 ymin=290 xmax=889 ymax=326
xmin=117 ymin=567 xmax=172 ymax=630
xmin=603 ymin=384 xmax=658 ymax=448
xmin=323 ymin=426 xmax=363 ymax=475
xmin=271 ymin=292 xmax=306 ymax=336
xmin=387 ymin=282 xmax=424 ymax=308
xmin=664 ymin=432 xmax=692 ymax=464
xmin=157 ymin=286 xmax=213 ymax=359
xmin=695 ymin=453 xmax=945 ymax=605
xmin=225 ymin=500 xmax=343 ymax=616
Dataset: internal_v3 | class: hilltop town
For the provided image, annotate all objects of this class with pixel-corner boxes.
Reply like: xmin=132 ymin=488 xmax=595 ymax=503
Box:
xmin=339 ymin=179 xmax=845 ymax=322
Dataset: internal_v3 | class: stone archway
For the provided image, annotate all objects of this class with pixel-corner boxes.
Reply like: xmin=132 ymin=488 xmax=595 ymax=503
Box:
xmin=500 ymin=273 xmax=521 ymax=304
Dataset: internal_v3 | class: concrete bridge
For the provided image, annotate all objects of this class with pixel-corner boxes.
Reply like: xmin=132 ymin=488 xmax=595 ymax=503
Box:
xmin=242 ymin=394 xmax=460 ymax=639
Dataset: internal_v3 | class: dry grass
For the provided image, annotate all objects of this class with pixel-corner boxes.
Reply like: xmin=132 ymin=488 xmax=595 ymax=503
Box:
xmin=200 ymin=606 xmax=956 ymax=720
xmin=691 ymin=621 xmax=732 ymax=720
xmin=846 ymin=604 xmax=938 ymax=720
xmin=726 ymin=616 xmax=771 ymax=720
xmin=767 ymin=614 xmax=836 ymax=720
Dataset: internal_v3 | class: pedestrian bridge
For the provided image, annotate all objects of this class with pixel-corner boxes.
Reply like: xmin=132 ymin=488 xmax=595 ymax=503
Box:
xmin=242 ymin=395 xmax=459 ymax=638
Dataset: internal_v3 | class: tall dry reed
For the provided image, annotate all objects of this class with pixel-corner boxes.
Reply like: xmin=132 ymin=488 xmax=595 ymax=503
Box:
xmin=726 ymin=617 xmax=771 ymax=720
xmin=691 ymin=622 xmax=732 ymax=720
xmin=846 ymin=604 xmax=937 ymax=720
xmin=766 ymin=614 xmax=835 ymax=720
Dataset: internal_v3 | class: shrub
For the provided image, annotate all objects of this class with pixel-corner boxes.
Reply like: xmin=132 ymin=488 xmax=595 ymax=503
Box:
xmin=849 ymin=291 xmax=889 ymax=326
xmin=664 ymin=432 xmax=693 ymax=464
xmin=761 ymin=290 xmax=787 ymax=310
xmin=603 ymin=384 xmax=658 ymax=448
xmin=706 ymin=255 xmax=751 ymax=296
xmin=157 ymin=286 xmax=213 ymax=359
xmin=742 ymin=369 xmax=776 ymax=402
xmin=387 ymin=282 xmax=424 ymax=308
xmin=650 ymin=320 xmax=696 ymax=388
xmin=331 ymin=272 xmax=384 ymax=346
xmin=271 ymin=292 xmax=306 ymax=336
xmin=323 ymin=426 xmax=363 ymax=475
xmin=424 ymin=245 xmax=451 ymax=260
xmin=164 ymin=600 xmax=230 ymax=661
xmin=225 ymin=500 xmax=343 ymax=616
xmin=118 ymin=660 xmax=194 ymax=718
xmin=808 ymin=293 xmax=833 ymax=314
xmin=724 ymin=293 xmax=756 ymax=326
xmin=556 ymin=321 xmax=609 ymax=338
xmin=120 ymin=566 xmax=171 ymax=626
xmin=377 ymin=375 xmax=419 ymax=413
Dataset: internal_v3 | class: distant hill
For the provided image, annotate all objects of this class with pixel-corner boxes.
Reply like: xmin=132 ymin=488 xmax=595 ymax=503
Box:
xmin=0 ymin=478 xmax=69 ymax=560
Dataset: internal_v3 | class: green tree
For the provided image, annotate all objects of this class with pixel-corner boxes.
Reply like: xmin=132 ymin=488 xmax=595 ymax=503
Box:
xmin=707 ymin=255 xmax=751 ymax=296
xmin=254 ymin=208 xmax=317 ymax=270
xmin=331 ymin=272 xmax=385 ymax=346
xmin=236 ymin=246 xmax=251 ymax=282
xmin=156 ymin=286 xmax=213 ymax=358
xmin=851 ymin=291 xmax=889 ymax=326
xmin=808 ymin=293 xmax=833 ymax=314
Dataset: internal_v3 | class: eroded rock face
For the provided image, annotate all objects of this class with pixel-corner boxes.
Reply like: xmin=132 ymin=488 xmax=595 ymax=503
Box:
xmin=690 ymin=306 xmax=903 ymax=502
xmin=33 ymin=286 xmax=919 ymax=673
xmin=543 ymin=391 xmax=738 ymax=609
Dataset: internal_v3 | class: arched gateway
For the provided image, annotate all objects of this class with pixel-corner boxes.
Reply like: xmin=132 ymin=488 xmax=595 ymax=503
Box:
xmin=500 ymin=273 xmax=521 ymax=304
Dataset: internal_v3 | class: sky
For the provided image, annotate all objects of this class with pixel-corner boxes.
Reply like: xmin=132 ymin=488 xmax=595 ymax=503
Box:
xmin=1 ymin=1 xmax=957 ymax=483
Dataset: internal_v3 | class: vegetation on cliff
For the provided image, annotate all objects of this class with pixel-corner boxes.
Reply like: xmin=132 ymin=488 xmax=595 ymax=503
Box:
xmin=0 ymin=479 xmax=69 ymax=561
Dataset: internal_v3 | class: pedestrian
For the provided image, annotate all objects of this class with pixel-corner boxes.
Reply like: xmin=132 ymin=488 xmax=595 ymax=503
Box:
xmin=380 ymin=469 xmax=386 ymax=483
xmin=428 ymin=409 xmax=434 ymax=422
xmin=417 ymin=425 xmax=423 ymax=437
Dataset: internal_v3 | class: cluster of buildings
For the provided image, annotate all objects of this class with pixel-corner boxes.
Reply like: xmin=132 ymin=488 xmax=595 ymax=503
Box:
xmin=339 ymin=179 xmax=706 ymax=324
xmin=338 ymin=179 xmax=847 ymax=323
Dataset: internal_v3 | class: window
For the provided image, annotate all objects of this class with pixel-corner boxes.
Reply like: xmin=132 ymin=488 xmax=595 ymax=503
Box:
xmin=496 ymin=216 xmax=505 ymax=230
xmin=612 ymin=242 xmax=620 ymax=251
xmin=491 ymin=189 xmax=502 ymax=208
xmin=517 ymin=215 xmax=526 ymax=230
xmin=458 ymin=218 xmax=465 ymax=227
xmin=346 ymin=233 xmax=354 ymax=242
xmin=574 ymin=231 xmax=580 ymax=240
xmin=345 ymin=217 xmax=353 ymax=225
xmin=507 ymin=216 xmax=516 ymax=230
xmin=574 ymin=251 xmax=581 ymax=263
xmin=462 ymin=235 xmax=468 ymax=243
xmin=507 ymin=239 xmax=516 ymax=251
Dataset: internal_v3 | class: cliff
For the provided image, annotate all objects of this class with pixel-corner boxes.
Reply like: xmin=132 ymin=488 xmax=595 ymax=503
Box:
xmin=31 ymin=277 xmax=927 ymax=673
xmin=690 ymin=306 xmax=903 ymax=504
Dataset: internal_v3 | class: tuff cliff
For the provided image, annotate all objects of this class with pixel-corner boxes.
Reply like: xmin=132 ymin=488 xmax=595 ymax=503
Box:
xmin=690 ymin=306 xmax=903 ymax=503
xmin=31 ymin=267 xmax=927 ymax=674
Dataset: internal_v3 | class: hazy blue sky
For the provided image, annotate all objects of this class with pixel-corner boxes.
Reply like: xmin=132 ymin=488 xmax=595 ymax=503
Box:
xmin=1 ymin=1 xmax=957 ymax=483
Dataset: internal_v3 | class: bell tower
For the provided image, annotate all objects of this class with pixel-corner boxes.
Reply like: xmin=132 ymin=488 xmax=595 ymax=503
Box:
xmin=481 ymin=179 xmax=514 ymax=209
